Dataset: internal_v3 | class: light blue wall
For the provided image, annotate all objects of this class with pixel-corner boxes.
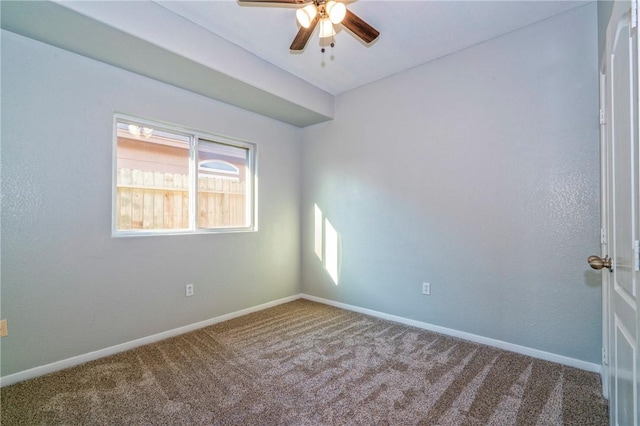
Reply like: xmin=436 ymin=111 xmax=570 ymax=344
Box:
xmin=1 ymin=30 xmax=301 ymax=376
xmin=301 ymin=4 xmax=601 ymax=363
xmin=598 ymin=1 xmax=614 ymax=61
xmin=1 ymin=2 xmax=602 ymax=379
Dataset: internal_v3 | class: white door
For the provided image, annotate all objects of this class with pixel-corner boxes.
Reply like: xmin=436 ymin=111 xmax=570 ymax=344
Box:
xmin=598 ymin=1 xmax=640 ymax=424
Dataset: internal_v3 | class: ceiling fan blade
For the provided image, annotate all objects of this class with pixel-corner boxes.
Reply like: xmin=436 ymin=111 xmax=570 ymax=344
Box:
xmin=290 ymin=15 xmax=319 ymax=51
xmin=341 ymin=9 xmax=379 ymax=44
xmin=238 ymin=0 xmax=308 ymax=3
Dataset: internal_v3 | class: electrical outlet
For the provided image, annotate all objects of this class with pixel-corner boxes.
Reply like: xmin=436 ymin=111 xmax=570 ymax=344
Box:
xmin=0 ymin=319 xmax=8 ymax=337
xmin=422 ymin=282 xmax=431 ymax=295
xmin=186 ymin=284 xmax=194 ymax=297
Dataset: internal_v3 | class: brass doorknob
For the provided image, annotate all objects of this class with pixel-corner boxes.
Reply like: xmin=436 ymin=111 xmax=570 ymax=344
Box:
xmin=588 ymin=255 xmax=613 ymax=271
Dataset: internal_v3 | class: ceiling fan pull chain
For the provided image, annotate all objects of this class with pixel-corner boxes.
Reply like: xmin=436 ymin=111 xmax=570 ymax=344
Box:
xmin=330 ymin=38 xmax=335 ymax=61
xmin=321 ymin=37 xmax=335 ymax=58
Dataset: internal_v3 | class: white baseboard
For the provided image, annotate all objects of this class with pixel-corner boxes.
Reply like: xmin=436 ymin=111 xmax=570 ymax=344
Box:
xmin=1 ymin=292 xmax=601 ymax=387
xmin=0 ymin=294 xmax=301 ymax=388
xmin=301 ymin=294 xmax=602 ymax=374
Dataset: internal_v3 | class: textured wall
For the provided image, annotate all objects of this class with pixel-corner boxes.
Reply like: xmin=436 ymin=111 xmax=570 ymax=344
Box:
xmin=0 ymin=2 xmax=602 ymax=379
xmin=301 ymin=4 xmax=601 ymax=363
xmin=597 ymin=1 xmax=614 ymax=62
xmin=1 ymin=30 xmax=301 ymax=376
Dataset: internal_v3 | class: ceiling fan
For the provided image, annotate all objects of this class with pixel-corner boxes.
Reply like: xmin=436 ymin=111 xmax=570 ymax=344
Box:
xmin=238 ymin=0 xmax=380 ymax=51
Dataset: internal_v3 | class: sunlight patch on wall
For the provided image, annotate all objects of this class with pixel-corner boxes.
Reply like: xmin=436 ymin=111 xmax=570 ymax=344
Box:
xmin=314 ymin=204 xmax=323 ymax=261
xmin=324 ymin=218 xmax=339 ymax=284
xmin=313 ymin=203 xmax=340 ymax=285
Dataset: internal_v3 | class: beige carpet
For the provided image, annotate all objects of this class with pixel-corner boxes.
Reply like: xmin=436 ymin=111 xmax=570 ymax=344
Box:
xmin=1 ymin=299 xmax=608 ymax=425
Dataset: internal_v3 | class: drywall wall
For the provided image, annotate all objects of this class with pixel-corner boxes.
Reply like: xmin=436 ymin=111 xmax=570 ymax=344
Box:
xmin=301 ymin=4 xmax=601 ymax=363
xmin=597 ymin=1 xmax=614 ymax=63
xmin=0 ymin=1 xmax=333 ymax=127
xmin=1 ymin=30 xmax=301 ymax=376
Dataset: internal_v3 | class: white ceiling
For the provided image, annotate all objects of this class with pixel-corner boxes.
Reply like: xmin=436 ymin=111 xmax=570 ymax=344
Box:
xmin=154 ymin=0 xmax=590 ymax=95
xmin=1 ymin=0 xmax=592 ymax=126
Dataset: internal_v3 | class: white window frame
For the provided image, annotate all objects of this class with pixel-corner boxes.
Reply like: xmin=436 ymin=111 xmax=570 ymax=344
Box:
xmin=112 ymin=114 xmax=257 ymax=237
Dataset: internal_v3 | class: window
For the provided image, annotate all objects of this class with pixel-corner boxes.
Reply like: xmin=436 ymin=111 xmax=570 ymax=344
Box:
xmin=113 ymin=115 xmax=256 ymax=236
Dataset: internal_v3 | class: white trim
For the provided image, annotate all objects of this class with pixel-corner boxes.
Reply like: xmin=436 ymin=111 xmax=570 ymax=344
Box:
xmin=0 ymin=295 xmax=301 ymax=388
xmin=301 ymin=294 xmax=602 ymax=374
xmin=1 ymin=293 xmax=602 ymax=388
xmin=599 ymin=68 xmax=611 ymax=399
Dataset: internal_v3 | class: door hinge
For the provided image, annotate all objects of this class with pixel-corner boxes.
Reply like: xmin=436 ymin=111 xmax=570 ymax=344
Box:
xmin=601 ymin=228 xmax=606 ymax=245
xmin=634 ymin=240 xmax=640 ymax=271
xmin=599 ymin=108 xmax=606 ymax=125
xmin=602 ymin=347 xmax=609 ymax=365
xmin=633 ymin=0 xmax=638 ymax=29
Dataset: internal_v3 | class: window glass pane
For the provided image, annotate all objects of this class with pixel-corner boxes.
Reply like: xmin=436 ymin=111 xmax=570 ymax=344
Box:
xmin=197 ymin=140 xmax=250 ymax=229
xmin=115 ymin=121 xmax=190 ymax=231
xmin=199 ymin=160 xmax=239 ymax=175
xmin=113 ymin=116 xmax=256 ymax=236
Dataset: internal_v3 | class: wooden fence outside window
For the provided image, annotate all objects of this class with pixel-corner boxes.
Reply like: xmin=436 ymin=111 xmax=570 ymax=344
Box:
xmin=116 ymin=168 xmax=246 ymax=230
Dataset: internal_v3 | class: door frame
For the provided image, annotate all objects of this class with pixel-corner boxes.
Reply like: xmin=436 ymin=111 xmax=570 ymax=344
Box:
xmin=599 ymin=68 xmax=610 ymax=399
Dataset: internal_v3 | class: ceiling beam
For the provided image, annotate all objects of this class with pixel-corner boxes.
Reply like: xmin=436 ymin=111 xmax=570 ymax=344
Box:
xmin=1 ymin=0 xmax=334 ymax=128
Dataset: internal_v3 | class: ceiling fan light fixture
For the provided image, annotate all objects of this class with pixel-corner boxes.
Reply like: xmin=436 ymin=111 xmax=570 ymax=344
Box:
xmin=326 ymin=1 xmax=346 ymax=24
xmin=318 ymin=18 xmax=335 ymax=38
xmin=296 ymin=4 xmax=317 ymax=28
xmin=238 ymin=0 xmax=379 ymax=51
